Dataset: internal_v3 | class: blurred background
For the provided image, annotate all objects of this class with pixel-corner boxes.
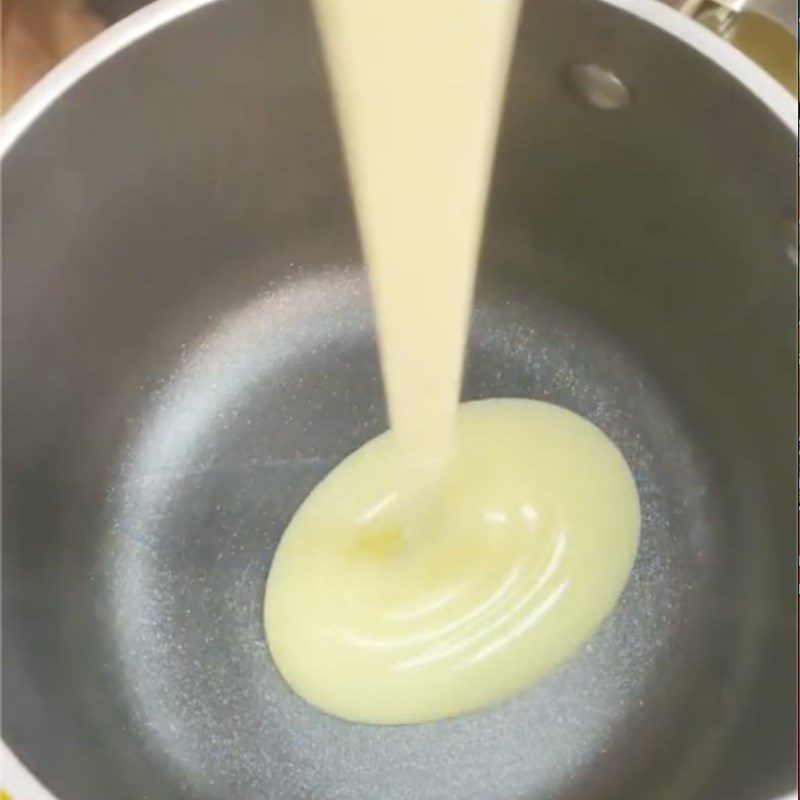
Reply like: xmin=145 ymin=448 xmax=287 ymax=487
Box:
xmin=2 ymin=0 xmax=142 ymax=112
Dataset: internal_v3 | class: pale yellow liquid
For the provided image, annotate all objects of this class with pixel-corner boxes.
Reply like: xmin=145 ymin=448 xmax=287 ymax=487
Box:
xmin=264 ymin=0 xmax=640 ymax=725
xmin=266 ymin=400 xmax=640 ymax=723
xmin=311 ymin=0 xmax=521 ymax=511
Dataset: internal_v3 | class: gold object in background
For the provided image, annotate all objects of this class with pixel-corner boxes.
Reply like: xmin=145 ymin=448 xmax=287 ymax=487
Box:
xmin=682 ymin=0 xmax=797 ymax=94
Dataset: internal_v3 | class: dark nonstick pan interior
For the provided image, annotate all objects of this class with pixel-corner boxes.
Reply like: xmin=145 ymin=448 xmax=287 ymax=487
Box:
xmin=2 ymin=0 xmax=796 ymax=798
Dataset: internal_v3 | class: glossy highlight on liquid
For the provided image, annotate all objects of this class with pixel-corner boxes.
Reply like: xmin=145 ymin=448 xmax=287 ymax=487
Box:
xmin=265 ymin=400 xmax=640 ymax=724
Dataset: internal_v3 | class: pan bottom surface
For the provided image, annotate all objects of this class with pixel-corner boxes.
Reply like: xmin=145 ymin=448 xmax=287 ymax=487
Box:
xmin=98 ymin=267 xmax=763 ymax=800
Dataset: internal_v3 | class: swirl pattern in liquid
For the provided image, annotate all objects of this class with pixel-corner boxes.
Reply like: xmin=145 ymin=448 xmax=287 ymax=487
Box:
xmin=265 ymin=400 xmax=640 ymax=724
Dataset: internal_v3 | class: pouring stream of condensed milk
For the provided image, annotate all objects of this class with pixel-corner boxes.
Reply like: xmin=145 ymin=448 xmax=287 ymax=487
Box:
xmin=264 ymin=0 xmax=640 ymax=724
xmin=311 ymin=0 xmax=522 ymax=525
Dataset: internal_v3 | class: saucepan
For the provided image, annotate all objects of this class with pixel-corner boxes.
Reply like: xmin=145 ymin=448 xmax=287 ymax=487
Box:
xmin=2 ymin=0 xmax=796 ymax=798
